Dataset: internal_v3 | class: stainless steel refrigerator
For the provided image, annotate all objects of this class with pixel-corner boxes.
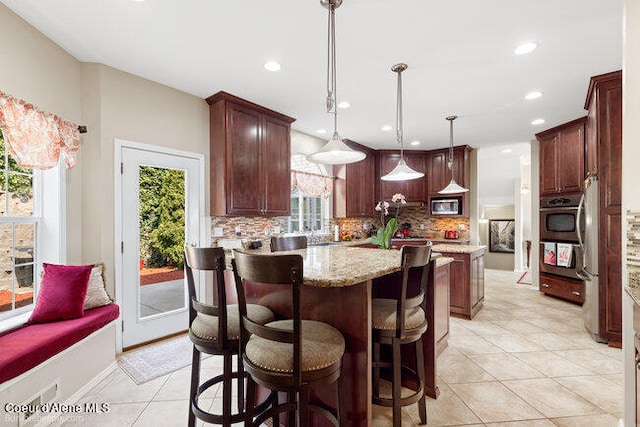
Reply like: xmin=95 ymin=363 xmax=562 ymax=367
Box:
xmin=579 ymin=174 xmax=606 ymax=343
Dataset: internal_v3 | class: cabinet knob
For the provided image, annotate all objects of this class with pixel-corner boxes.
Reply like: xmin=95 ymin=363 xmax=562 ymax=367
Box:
xmin=541 ymin=283 xmax=550 ymax=288
xmin=571 ymin=291 xmax=581 ymax=296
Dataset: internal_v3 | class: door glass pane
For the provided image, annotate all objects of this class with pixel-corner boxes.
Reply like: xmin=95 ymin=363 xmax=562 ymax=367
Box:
xmin=138 ymin=166 xmax=186 ymax=318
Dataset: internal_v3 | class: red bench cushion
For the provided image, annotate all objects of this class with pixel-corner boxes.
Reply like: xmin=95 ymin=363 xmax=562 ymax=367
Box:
xmin=0 ymin=304 xmax=120 ymax=384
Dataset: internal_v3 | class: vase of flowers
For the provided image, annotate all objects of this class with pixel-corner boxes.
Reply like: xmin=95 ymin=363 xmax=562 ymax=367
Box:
xmin=370 ymin=193 xmax=406 ymax=249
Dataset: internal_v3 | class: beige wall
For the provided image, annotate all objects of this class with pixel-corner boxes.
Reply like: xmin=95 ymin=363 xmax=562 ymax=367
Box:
xmin=0 ymin=4 xmax=210 ymax=297
xmin=623 ymin=1 xmax=640 ymax=424
xmin=479 ymin=205 xmax=515 ymax=271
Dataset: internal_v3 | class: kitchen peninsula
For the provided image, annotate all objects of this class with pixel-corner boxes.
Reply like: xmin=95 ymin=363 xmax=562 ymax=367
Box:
xmin=224 ymin=244 xmax=452 ymax=426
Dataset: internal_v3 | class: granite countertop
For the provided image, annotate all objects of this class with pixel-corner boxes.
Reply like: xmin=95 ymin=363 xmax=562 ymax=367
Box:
xmin=627 ymin=271 xmax=640 ymax=305
xmin=436 ymin=257 xmax=454 ymax=267
xmin=431 ymin=244 xmax=487 ymax=254
xmin=227 ymin=245 xmax=444 ymax=288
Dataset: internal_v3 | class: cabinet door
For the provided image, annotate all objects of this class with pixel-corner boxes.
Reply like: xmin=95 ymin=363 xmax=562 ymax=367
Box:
xmin=427 ymin=151 xmax=448 ymax=196
xmin=379 ymin=152 xmax=426 ymax=201
xmin=262 ymin=115 xmax=291 ymax=216
xmin=557 ymin=124 xmax=585 ymax=193
xmin=346 ymin=153 xmax=376 ymax=217
xmin=379 ymin=153 xmax=405 ymax=199
xmin=403 ymin=153 xmax=426 ymax=201
xmin=226 ymin=103 xmax=262 ymax=215
xmin=434 ymin=263 xmax=450 ymax=356
xmin=448 ymin=254 xmax=468 ymax=314
xmin=539 ymin=136 xmax=559 ymax=195
xmin=585 ymin=97 xmax=598 ymax=178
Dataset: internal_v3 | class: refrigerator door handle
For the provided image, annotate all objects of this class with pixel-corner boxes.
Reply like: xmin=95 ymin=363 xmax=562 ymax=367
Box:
xmin=576 ymin=269 xmax=590 ymax=281
xmin=577 ymin=192 xmax=587 ymax=267
xmin=583 ymin=266 xmax=599 ymax=277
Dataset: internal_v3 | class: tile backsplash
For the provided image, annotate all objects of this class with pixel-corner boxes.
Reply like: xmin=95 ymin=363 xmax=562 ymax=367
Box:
xmin=627 ymin=210 xmax=640 ymax=268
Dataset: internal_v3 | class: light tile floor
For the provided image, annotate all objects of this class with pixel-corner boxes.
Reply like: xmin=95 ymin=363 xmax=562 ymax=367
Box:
xmin=66 ymin=269 xmax=623 ymax=426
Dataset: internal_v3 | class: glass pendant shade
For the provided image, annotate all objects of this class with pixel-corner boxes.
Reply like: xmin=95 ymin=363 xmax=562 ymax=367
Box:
xmin=380 ymin=63 xmax=424 ymax=182
xmin=307 ymin=132 xmax=366 ymax=164
xmin=381 ymin=158 xmax=424 ymax=181
xmin=438 ymin=115 xmax=469 ymax=193
xmin=308 ymin=0 xmax=365 ymax=165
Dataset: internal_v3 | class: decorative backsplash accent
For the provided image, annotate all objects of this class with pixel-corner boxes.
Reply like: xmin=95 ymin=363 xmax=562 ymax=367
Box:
xmin=627 ymin=210 xmax=640 ymax=268
xmin=211 ymin=216 xmax=288 ymax=242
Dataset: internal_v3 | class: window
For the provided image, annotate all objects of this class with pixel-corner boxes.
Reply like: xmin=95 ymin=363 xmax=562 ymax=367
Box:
xmin=0 ymin=129 xmax=37 ymax=321
xmin=288 ymin=154 xmax=330 ymax=233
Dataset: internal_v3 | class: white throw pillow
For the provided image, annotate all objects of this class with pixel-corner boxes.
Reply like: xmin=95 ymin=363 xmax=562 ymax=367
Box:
xmin=84 ymin=263 xmax=112 ymax=309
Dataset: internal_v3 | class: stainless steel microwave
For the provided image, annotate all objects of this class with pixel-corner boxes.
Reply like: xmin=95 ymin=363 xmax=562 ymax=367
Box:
xmin=430 ymin=197 xmax=462 ymax=215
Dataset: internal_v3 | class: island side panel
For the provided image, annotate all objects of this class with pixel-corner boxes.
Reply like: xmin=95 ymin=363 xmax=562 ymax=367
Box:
xmin=240 ymin=278 xmax=372 ymax=426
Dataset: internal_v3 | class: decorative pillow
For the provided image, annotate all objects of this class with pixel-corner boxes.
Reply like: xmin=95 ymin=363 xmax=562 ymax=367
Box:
xmin=84 ymin=263 xmax=112 ymax=310
xmin=28 ymin=263 xmax=93 ymax=324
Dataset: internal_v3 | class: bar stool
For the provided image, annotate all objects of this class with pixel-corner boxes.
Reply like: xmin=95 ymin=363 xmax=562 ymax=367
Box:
xmin=371 ymin=244 xmax=432 ymax=427
xmin=231 ymin=250 xmax=345 ymax=426
xmin=184 ymin=247 xmax=276 ymax=426
xmin=270 ymin=235 xmax=308 ymax=252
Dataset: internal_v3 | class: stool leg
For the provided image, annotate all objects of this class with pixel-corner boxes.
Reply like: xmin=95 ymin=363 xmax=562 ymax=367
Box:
xmin=245 ymin=374 xmax=255 ymax=427
xmin=415 ymin=338 xmax=427 ymax=425
xmin=299 ymin=389 xmax=309 ymax=426
xmin=372 ymin=341 xmax=380 ymax=399
xmin=237 ymin=354 xmax=245 ymax=414
xmin=188 ymin=346 xmax=200 ymax=427
xmin=392 ymin=339 xmax=402 ymax=427
xmin=223 ymin=353 xmax=232 ymax=425
xmin=337 ymin=367 xmax=346 ymax=427
xmin=287 ymin=392 xmax=296 ymax=426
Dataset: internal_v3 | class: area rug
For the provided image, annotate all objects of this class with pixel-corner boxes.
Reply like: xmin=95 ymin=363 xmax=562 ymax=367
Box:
xmin=517 ymin=270 xmax=532 ymax=285
xmin=117 ymin=333 xmax=205 ymax=385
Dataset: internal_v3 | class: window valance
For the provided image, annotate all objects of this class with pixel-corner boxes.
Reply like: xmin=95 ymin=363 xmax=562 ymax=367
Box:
xmin=291 ymin=170 xmax=333 ymax=199
xmin=0 ymin=91 xmax=81 ymax=170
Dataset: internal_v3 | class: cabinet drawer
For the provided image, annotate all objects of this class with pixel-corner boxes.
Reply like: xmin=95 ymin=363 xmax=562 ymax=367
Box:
xmin=539 ymin=273 xmax=584 ymax=304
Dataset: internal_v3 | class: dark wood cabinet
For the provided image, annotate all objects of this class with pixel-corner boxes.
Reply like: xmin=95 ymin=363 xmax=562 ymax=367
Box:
xmin=378 ymin=151 xmax=426 ymax=202
xmin=584 ymin=70 xmax=622 ymax=346
xmin=434 ymin=261 xmax=450 ymax=356
xmin=334 ymin=141 xmax=376 ymax=217
xmin=536 ymin=117 xmax=586 ymax=196
xmin=539 ymin=272 xmax=585 ymax=304
xmin=207 ymin=91 xmax=295 ymax=216
xmin=434 ymin=247 xmax=485 ymax=319
xmin=427 ymin=145 xmax=471 ymax=217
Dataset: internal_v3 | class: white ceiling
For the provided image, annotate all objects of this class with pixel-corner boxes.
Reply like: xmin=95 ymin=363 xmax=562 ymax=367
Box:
xmin=1 ymin=0 xmax=622 ymax=151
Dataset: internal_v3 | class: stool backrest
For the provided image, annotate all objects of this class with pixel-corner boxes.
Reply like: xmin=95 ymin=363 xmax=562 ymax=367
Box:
xmin=232 ymin=250 xmax=304 ymax=386
xmin=270 ymin=235 xmax=308 ymax=252
xmin=184 ymin=246 xmax=229 ymax=346
xmin=396 ymin=244 xmax=432 ymax=339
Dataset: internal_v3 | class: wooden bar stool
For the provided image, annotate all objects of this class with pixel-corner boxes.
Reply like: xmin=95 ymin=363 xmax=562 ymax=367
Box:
xmin=270 ymin=235 xmax=308 ymax=252
xmin=184 ymin=247 xmax=276 ymax=426
xmin=231 ymin=250 xmax=345 ymax=426
xmin=371 ymin=244 xmax=432 ymax=427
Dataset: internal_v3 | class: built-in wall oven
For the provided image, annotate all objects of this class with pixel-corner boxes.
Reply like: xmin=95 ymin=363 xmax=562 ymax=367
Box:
xmin=539 ymin=194 xmax=584 ymax=242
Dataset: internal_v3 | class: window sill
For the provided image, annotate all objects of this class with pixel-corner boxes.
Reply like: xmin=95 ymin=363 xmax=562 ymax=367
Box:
xmin=0 ymin=311 xmax=32 ymax=334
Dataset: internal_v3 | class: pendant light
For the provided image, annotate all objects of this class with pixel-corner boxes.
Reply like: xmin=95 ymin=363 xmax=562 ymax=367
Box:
xmin=438 ymin=115 xmax=469 ymax=194
xmin=308 ymin=0 xmax=366 ymax=165
xmin=381 ymin=63 xmax=424 ymax=181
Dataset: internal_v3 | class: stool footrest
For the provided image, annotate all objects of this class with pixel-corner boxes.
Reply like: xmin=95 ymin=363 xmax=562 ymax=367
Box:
xmin=372 ymin=365 xmax=425 ymax=408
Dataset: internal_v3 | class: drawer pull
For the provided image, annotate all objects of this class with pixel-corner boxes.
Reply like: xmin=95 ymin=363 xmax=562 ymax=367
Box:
xmin=572 ymin=291 xmax=581 ymax=296
xmin=541 ymin=283 xmax=550 ymax=288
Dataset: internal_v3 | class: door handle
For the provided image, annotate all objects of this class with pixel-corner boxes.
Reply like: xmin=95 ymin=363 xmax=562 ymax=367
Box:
xmin=571 ymin=291 xmax=581 ymax=296
xmin=541 ymin=283 xmax=550 ymax=288
xmin=576 ymin=270 xmax=590 ymax=281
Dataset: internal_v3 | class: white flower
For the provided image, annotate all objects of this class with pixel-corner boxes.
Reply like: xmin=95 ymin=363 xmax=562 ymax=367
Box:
xmin=391 ymin=193 xmax=407 ymax=204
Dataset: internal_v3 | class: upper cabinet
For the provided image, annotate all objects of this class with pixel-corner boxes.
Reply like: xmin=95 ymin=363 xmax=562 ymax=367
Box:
xmin=207 ymin=91 xmax=295 ymax=216
xmin=334 ymin=141 xmax=377 ymax=217
xmin=536 ymin=117 xmax=586 ymax=196
xmin=378 ymin=151 xmax=427 ymax=202
xmin=427 ymin=145 xmax=471 ymax=217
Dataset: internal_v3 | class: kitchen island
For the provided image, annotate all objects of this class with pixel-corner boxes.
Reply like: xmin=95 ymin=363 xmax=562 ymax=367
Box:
xmin=224 ymin=245 xmax=449 ymax=426
xmin=431 ymin=244 xmax=487 ymax=319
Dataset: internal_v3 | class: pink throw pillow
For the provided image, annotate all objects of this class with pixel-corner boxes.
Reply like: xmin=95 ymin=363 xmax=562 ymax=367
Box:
xmin=28 ymin=263 xmax=93 ymax=323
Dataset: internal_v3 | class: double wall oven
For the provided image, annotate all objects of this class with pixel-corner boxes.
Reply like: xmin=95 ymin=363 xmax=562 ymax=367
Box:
xmin=539 ymin=194 xmax=585 ymax=280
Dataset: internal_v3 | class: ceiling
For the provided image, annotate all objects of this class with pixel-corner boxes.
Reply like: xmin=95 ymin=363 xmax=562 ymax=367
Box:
xmin=1 ymin=0 xmax=622 ymax=151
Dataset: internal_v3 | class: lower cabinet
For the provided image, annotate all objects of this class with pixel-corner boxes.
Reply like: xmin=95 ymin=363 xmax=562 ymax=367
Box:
xmin=437 ymin=249 xmax=485 ymax=319
xmin=434 ymin=261 xmax=450 ymax=356
xmin=539 ymin=273 xmax=585 ymax=304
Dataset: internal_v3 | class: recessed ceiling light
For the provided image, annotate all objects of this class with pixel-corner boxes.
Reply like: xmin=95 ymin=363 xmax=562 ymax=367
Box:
xmin=131 ymin=0 xmax=147 ymax=3
xmin=515 ymin=42 xmax=537 ymax=55
xmin=502 ymin=148 xmax=512 ymax=154
xmin=337 ymin=101 xmax=350 ymax=109
xmin=316 ymin=129 xmax=327 ymax=134
xmin=381 ymin=125 xmax=392 ymax=131
xmin=410 ymin=141 xmax=420 ymax=146
xmin=531 ymin=118 xmax=546 ymax=125
xmin=525 ymin=91 xmax=542 ymax=100
xmin=264 ymin=61 xmax=281 ymax=72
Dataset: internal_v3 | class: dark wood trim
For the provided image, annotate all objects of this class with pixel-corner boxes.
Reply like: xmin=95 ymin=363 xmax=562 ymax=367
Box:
xmin=535 ymin=116 xmax=587 ymax=140
xmin=205 ymin=91 xmax=296 ymax=124
xmin=584 ymin=70 xmax=623 ymax=110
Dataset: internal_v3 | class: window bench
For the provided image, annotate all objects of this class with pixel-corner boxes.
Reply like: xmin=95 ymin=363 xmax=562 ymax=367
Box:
xmin=0 ymin=304 xmax=119 ymax=424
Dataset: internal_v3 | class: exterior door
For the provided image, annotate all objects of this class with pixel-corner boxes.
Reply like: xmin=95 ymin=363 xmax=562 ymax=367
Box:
xmin=118 ymin=143 xmax=203 ymax=348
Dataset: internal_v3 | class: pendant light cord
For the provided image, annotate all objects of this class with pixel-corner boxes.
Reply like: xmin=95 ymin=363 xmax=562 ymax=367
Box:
xmin=397 ymin=67 xmax=404 ymax=159
xmin=326 ymin=3 xmax=338 ymax=134
xmin=448 ymin=118 xmax=454 ymax=171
